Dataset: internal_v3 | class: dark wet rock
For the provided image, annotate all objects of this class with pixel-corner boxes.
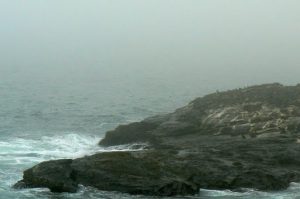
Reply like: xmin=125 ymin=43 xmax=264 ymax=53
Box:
xmin=99 ymin=122 xmax=159 ymax=146
xmin=287 ymin=117 xmax=300 ymax=133
xmin=14 ymin=159 xmax=77 ymax=193
xmin=242 ymin=103 xmax=262 ymax=112
xmin=15 ymin=151 xmax=198 ymax=196
xmin=13 ymin=181 xmax=28 ymax=189
xmin=71 ymin=151 xmax=198 ymax=196
xmin=15 ymin=83 xmax=300 ymax=196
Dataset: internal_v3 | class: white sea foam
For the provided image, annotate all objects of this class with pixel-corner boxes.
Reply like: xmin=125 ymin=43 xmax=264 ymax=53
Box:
xmin=200 ymin=183 xmax=300 ymax=199
xmin=0 ymin=134 xmax=96 ymax=165
xmin=0 ymin=133 xmax=148 ymax=166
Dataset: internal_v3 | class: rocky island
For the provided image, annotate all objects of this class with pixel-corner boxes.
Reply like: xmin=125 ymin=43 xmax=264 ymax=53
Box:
xmin=14 ymin=83 xmax=300 ymax=196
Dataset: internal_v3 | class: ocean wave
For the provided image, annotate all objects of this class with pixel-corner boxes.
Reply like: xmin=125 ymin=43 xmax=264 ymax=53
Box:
xmin=199 ymin=183 xmax=300 ymax=199
xmin=0 ymin=133 xmax=148 ymax=166
xmin=0 ymin=133 xmax=100 ymax=164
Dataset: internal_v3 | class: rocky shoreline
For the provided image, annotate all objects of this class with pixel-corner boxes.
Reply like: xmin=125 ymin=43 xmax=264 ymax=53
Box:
xmin=14 ymin=83 xmax=300 ymax=196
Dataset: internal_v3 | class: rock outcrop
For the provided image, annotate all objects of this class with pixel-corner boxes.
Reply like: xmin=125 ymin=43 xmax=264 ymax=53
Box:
xmin=14 ymin=83 xmax=300 ymax=196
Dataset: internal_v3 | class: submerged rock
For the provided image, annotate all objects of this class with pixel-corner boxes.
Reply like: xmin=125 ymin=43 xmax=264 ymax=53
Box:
xmin=15 ymin=83 xmax=300 ymax=196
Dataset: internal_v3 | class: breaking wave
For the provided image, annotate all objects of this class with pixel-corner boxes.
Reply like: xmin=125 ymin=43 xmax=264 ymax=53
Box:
xmin=0 ymin=133 xmax=148 ymax=165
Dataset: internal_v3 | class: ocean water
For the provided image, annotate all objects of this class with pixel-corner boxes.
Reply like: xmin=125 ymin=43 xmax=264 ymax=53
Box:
xmin=1 ymin=72 xmax=300 ymax=199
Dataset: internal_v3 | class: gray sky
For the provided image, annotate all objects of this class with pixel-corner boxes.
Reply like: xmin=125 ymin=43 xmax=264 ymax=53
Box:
xmin=1 ymin=0 xmax=300 ymax=90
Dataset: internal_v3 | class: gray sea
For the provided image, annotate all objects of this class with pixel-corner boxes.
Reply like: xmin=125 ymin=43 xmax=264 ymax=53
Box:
xmin=1 ymin=70 xmax=300 ymax=199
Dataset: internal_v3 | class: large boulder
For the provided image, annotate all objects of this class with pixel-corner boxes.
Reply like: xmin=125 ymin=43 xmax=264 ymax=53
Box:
xmin=15 ymin=151 xmax=199 ymax=196
xmin=14 ymin=159 xmax=77 ymax=192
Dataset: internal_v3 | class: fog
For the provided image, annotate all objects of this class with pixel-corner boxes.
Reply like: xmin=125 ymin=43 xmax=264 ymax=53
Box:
xmin=1 ymin=0 xmax=300 ymax=92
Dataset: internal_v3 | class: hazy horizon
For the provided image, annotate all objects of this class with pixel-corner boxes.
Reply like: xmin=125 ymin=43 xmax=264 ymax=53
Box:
xmin=1 ymin=0 xmax=300 ymax=93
